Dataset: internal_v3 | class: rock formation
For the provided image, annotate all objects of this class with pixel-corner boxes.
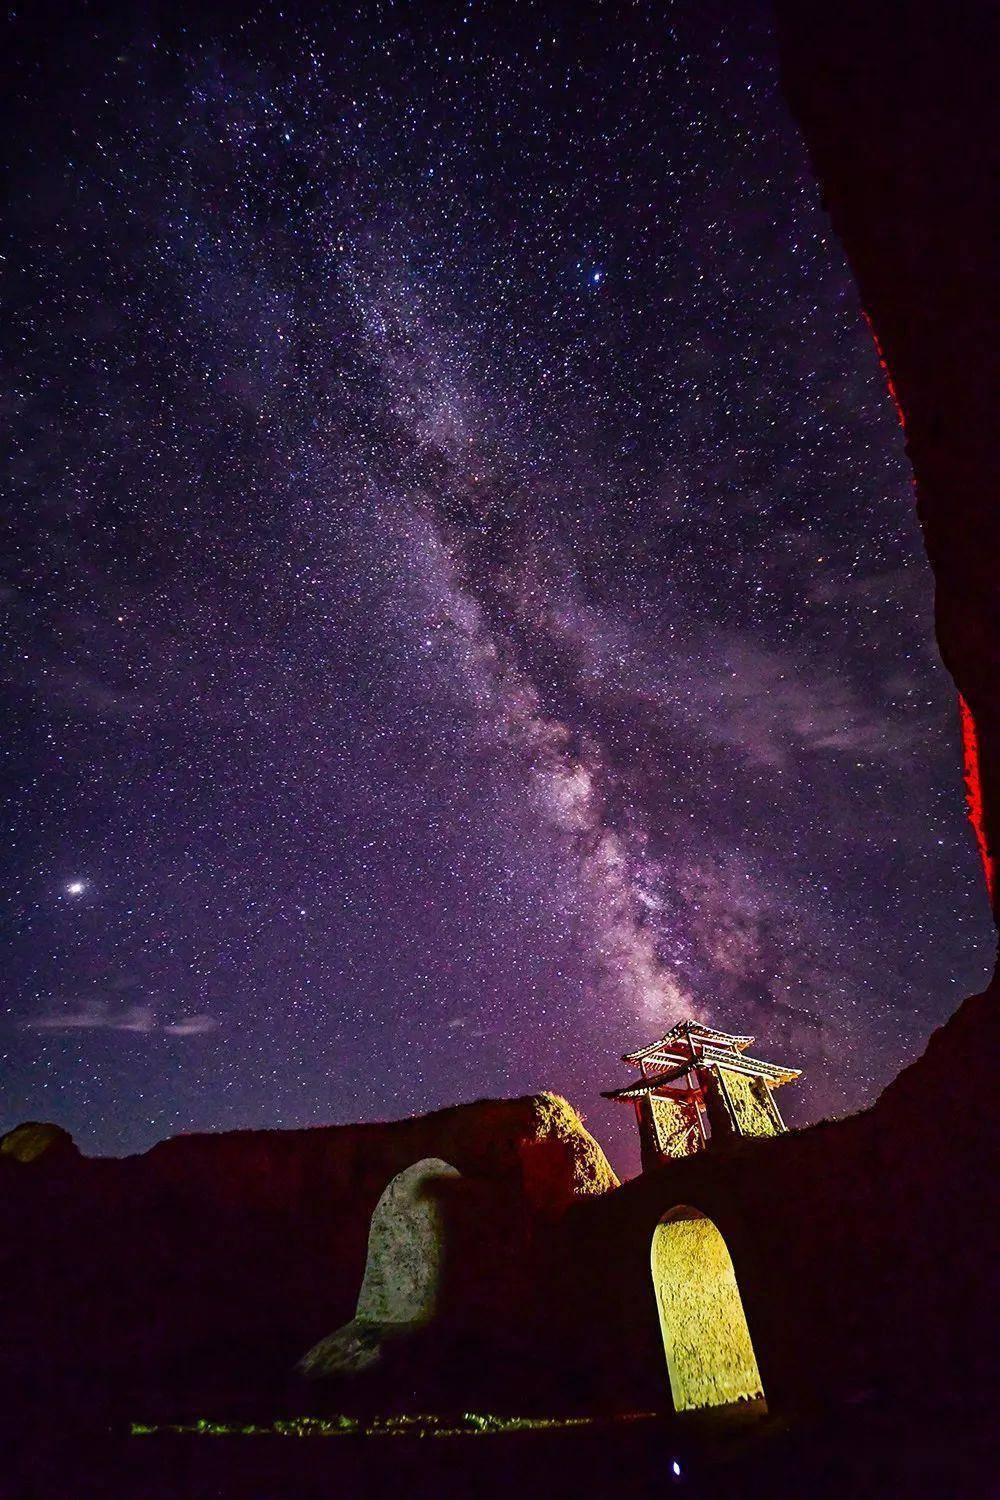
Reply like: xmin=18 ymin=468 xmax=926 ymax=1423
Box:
xmin=774 ymin=0 xmax=1000 ymax=929
xmin=298 ymin=1157 xmax=462 ymax=1377
xmin=0 ymin=1092 xmax=616 ymax=1424
xmin=1 ymin=9 xmax=996 ymax=1483
xmin=0 ymin=1120 xmax=77 ymax=1165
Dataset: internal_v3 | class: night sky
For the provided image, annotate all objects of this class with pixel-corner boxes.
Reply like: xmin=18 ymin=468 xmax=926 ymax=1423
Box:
xmin=3 ymin=0 xmax=993 ymax=1174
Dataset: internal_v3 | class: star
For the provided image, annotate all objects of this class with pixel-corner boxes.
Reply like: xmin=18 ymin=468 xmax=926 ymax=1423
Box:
xmin=1 ymin=0 xmax=991 ymax=1171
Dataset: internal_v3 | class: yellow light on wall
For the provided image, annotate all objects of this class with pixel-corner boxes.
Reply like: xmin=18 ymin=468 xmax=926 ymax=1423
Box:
xmin=651 ymin=1207 xmax=765 ymax=1413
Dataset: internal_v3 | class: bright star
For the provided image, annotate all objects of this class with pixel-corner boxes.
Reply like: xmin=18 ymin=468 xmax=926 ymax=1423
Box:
xmin=591 ymin=268 xmax=603 ymax=284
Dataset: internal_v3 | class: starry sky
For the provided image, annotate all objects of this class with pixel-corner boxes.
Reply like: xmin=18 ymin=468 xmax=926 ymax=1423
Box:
xmin=2 ymin=0 xmax=993 ymax=1174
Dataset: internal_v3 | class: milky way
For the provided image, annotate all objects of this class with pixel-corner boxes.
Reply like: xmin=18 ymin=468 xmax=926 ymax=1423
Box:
xmin=3 ymin=0 xmax=993 ymax=1171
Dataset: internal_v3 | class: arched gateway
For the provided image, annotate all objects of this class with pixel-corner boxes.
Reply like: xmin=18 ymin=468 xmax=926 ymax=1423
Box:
xmin=651 ymin=1206 xmax=765 ymax=1414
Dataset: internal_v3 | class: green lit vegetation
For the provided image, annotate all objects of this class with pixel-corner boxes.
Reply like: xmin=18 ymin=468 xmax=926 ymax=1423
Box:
xmin=130 ymin=1412 xmax=658 ymax=1439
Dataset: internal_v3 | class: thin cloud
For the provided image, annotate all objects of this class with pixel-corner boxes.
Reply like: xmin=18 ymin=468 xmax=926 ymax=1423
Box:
xmin=162 ymin=1014 xmax=218 ymax=1036
xmin=22 ymin=1001 xmax=218 ymax=1036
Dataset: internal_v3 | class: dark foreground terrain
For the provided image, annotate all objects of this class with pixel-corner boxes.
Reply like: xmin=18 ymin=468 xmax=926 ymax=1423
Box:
xmin=5 ymin=5 xmax=998 ymax=1494
xmin=7 ymin=1399 xmax=993 ymax=1500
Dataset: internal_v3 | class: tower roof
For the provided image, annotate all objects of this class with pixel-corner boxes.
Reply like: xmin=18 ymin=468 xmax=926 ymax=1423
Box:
xmin=610 ymin=1017 xmax=801 ymax=1096
xmin=622 ymin=1019 xmax=755 ymax=1065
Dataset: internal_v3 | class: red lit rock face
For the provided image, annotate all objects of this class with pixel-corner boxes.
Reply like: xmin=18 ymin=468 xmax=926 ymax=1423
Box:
xmin=960 ymin=694 xmax=996 ymax=902
xmin=774 ymin=0 xmax=1000 ymax=935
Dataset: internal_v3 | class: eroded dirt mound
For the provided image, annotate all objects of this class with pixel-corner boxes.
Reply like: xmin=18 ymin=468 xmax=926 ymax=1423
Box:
xmin=0 ymin=1092 xmax=616 ymax=1424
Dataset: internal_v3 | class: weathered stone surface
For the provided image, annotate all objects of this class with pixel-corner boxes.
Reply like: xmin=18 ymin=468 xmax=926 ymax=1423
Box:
xmin=651 ymin=1210 xmax=764 ymax=1413
xmin=354 ymin=1157 xmax=460 ymax=1324
xmin=299 ymin=1158 xmax=461 ymax=1378
xmin=711 ymin=1070 xmax=781 ymax=1139
xmin=296 ymin=1317 xmax=388 ymax=1377
xmin=0 ymin=1092 xmax=615 ymax=1418
xmin=0 ymin=1121 xmax=77 ymax=1164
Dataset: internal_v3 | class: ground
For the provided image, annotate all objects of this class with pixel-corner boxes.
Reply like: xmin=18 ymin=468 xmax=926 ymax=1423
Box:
xmin=9 ymin=1399 xmax=992 ymax=1500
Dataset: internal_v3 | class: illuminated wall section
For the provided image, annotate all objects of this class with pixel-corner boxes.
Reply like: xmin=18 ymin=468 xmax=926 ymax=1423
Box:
xmin=715 ymin=1068 xmax=784 ymax=1138
xmin=651 ymin=1209 xmax=765 ymax=1413
xmin=647 ymin=1094 xmax=702 ymax=1157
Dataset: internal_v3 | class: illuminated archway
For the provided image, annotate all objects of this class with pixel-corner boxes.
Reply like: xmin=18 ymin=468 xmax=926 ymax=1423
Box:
xmin=651 ymin=1206 xmax=765 ymax=1413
